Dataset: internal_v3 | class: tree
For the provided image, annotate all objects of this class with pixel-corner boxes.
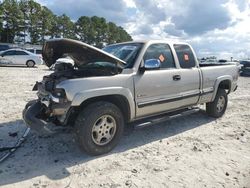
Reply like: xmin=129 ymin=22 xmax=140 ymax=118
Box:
xmin=57 ymin=14 xmax=75 ymax=39
xmin=106 ymin=22 xmax=119 ymax=44
xmin=40 ymin=6 xmax=54 ymax=43
xmin=19 ymin=0 xmax=55 ymax=44
xmin=48 ymin=14 xmax=76 ymax=40
xmin=26 ymin=0 xmax=42 ymax=44
xmin=90 ymin=16 xmax=108 ymax=48
xmin=75 ymin=16 xmax=94 ymax=44
xmin=0 ymin=0 xmax=23 ymax=43
xmin=75 ymin=16 xmax=132 ymax=48
xmin=0 ymin=0 xmax=132 ymax=45
xmin=116 ymin=26 xmax=132 ymax=43
xmin=49 ymin=15 xmax=61 ymax=39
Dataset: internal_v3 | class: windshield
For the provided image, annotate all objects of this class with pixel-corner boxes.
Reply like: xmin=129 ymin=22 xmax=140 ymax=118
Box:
xmin=103 ymin=43 xmax=143 ymax=68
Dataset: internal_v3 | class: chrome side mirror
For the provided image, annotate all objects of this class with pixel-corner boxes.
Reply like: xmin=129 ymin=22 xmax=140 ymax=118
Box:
xmin=144 ymin=59 xmax=161 ymax=70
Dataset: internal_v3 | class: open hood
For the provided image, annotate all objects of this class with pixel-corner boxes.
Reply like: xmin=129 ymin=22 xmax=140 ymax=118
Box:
xmin=42 ymin=38 xmax=126 ymax=68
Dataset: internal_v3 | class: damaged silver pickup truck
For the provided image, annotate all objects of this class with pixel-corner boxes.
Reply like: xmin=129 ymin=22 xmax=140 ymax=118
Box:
xmin=23 ymin=38 xmax=239 ymax=155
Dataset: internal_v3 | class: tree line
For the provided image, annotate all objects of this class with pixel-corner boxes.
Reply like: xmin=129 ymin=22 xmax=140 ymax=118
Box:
xmin=0 ymin=0 xmax=132 ymax=47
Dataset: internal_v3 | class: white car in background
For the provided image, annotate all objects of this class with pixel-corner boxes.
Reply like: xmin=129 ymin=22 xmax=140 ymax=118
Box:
xmin=0 ymin=49 xmax=43 ymax=67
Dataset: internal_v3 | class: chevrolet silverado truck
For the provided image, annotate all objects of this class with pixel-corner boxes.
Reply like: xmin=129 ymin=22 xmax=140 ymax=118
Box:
xmin=23 ymin=38 xmax=239 ymax=155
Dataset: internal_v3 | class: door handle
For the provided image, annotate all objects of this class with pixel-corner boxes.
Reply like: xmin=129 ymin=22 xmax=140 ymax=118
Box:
xmin=173 ymin=75 xmax=181 ymax=81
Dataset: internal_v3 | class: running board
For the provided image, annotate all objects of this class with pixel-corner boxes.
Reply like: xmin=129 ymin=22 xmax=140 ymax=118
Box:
xmin=134 ymin=107 xmax=200 ymax=129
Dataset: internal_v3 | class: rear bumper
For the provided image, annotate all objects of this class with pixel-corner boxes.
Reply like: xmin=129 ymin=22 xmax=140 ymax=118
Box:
xmin=22 ymin=100 xmax=59 ymax=134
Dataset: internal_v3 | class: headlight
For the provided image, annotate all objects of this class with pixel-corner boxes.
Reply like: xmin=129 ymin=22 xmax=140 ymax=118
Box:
xmin=52 ymin=88 xmax=66 ymax=98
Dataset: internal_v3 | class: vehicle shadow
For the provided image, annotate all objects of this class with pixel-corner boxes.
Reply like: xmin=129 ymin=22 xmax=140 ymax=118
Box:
xmin=0 ymin=110 xmax=214 ymax=186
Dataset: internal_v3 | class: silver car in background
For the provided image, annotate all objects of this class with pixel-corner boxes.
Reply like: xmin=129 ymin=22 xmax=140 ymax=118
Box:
xmin=0 ymin=49 xmax=43 ymax=67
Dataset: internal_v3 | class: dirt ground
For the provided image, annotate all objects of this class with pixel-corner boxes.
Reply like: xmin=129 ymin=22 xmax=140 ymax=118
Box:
xmin=0 ymin=65 xmax=249 ymax=188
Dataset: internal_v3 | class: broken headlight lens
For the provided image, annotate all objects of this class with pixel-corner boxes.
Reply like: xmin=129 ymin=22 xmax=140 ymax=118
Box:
xmin=52 ymin=88 xmax=66 ymax=98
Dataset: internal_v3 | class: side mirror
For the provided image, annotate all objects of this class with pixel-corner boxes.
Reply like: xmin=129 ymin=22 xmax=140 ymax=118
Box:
xmin=144 ymin=59 xmax=161 ymax=70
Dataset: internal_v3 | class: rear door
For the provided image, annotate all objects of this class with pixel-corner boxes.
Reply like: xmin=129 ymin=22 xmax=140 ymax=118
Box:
xmin=173 ymin=44 xmax=201 ymax=107
xmin=13 ymin=50 xmax=29 ymax=65
xmin=134 ymin=43 xmax=183 ymax=117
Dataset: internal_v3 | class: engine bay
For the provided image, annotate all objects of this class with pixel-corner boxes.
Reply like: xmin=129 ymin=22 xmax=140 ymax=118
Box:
xmin=35 ymin=61 xmax=122 ymax=93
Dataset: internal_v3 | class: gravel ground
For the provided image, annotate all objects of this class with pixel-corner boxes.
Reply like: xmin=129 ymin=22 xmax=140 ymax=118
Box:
xmin=0 ymin=65 xmax=249 ymax=188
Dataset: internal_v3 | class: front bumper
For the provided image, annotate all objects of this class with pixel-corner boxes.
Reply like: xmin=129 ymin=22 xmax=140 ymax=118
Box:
xmin=22 ymin=100 xmax=65 ymax=134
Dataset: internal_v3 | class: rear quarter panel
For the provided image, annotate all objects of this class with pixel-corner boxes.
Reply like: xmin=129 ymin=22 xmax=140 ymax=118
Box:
xmin=199 ymin=64 xmax=238 ymax=103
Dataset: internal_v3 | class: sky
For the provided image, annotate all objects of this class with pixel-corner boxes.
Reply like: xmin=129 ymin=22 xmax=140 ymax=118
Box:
xmin=37 ymin=0 xmax=250 ymax=59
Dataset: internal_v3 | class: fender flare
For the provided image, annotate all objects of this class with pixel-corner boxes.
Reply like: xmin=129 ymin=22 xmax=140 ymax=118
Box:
xmin=212 ymin=75 xmax=232 ymax=101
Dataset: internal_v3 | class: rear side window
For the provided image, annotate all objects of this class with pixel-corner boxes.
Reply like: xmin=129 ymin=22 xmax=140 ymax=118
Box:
xmin=174 ymin=44 xmax=196 ymax=68
xmin=144 ymin=43 xmax=175 ymax=69
xmin=15 ymin=51 xmax=28 ymax=55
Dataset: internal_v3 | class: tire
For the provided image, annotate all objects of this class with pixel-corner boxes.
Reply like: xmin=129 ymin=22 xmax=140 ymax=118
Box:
xmin=26 ymin=60 xmax=35 ymax=67
xmin=206 ymin=89 xmax=228 ymax=118
xmin=75 ymin=101 xmax=124 ymax=156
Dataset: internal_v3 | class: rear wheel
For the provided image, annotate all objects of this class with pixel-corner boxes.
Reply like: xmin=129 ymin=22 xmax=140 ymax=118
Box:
xmin=206 ymin=89 xmax=228 ymax=118
xmin=75 ymin=101 xmax=124 ymax=155
xmin=26 ymin=60 xmax=35 ymax=67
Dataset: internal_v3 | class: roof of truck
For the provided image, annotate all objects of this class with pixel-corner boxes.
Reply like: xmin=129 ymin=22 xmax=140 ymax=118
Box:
xmin=109 ymin=39 xmax=190 ymax=46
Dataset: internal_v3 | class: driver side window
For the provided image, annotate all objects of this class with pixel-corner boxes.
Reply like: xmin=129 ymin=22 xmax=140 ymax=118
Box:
xmin=144 ymin=43 xmax=175 ymax=69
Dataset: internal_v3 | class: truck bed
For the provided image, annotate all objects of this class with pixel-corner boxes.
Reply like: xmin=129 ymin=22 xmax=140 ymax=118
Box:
xmin=198 ymin=63 xmax=238 ymax=104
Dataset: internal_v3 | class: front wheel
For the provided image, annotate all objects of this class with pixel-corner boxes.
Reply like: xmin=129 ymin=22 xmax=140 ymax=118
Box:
xmin=75 ymin=101 xmax=124 ymax=156
xmin=206 ymin=89 xmax=228 ymax=118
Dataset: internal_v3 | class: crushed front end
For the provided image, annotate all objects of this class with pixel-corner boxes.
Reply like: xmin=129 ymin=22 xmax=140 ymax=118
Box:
xmin=23 ymin=65 xmax=73 ymax=134
xmin=23 ymin=38 xmax=126 ymax=134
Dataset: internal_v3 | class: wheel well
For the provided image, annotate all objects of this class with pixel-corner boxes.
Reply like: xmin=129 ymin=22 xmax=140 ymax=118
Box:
xmin=72 ymin=95 xmax=131 ymax=123
xmin=218 ymin=80 xmax=231 ymax=92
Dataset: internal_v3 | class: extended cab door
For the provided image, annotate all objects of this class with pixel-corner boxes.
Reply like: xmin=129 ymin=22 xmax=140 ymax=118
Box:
xmin=134 ymin=43 xmax=184 ymax=117
xmin=173 ymin=44 xmax=201 ymax=107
